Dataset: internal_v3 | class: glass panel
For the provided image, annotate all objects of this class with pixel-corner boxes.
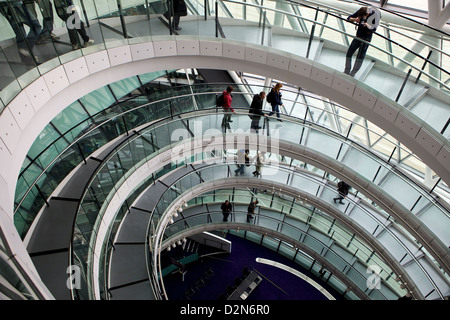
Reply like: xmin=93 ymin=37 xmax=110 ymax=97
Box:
xmin=109 ymin=76 xmax=141 ymax=98
xmin=79 ymin=86 xmax=117 ymax=116
xmin=52 ymin=100 xmax=90 ymax=134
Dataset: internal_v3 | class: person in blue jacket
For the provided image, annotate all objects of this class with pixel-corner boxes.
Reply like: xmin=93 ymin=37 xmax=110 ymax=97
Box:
xmin=267 ymin=83 xmax=283 ymax=122
xmin=344 ymin=6 xmax=380 ymax=77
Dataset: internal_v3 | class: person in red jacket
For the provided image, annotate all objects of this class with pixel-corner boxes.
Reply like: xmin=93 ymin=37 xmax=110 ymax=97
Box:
xmin=221 ymin=86 xmax=236 ymax=128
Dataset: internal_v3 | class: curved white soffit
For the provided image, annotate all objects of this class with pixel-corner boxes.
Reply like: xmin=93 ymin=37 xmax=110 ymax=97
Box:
xmin=0 ymin=36 xmax=449 ymax=216
xmin=255 ymin=258 xmax=336 ymax=300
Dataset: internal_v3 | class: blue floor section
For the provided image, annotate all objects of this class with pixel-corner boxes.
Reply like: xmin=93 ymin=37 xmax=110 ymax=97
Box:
xmin=163 ymin=233 xmax=343 ymax=300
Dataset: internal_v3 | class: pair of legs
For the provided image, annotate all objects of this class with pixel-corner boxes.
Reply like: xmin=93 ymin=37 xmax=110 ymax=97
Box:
xmin=344 ymin=38 xmax=369 ymax=77
xmin=68 ymin=21 xmax=92 ymax=49
xmin=164 ymin=9 xmax=181 ymax=31
xmin=251 ymin=115 xmax=262 ymax=129
xmin=222 ymin=212 xmax=230 ymax=222
xmin=253 ymin=167 xmax=261 ymax=177
xmin=235 ymin=164 xmax=245 ymax=175
xmin=1 ymin=2 xmax=42 ymax=58
xmin=221 ymin=110 xmax=232 ymax=128
xmin=268 ymin=104 xmax=280 ymax=118
xmin=333 ymin=193 xmax=345 ymax=204
xmin=172 ymin=14 xmax=181 ymax=30
xmin=25 ymin=0 xmax=57 ymax=39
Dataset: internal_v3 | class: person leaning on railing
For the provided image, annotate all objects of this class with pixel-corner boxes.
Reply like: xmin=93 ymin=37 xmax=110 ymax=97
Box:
xmin=344 ymin=6 xmax=381 ymax=77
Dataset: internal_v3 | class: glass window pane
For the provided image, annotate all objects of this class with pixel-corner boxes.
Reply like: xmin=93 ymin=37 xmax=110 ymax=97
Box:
xmin=79 ymin=86 xmax=116 ymax=116
xmin=109 ymin=77 xmax=141 ymax=98
xmin=52 ymin=101 xmax=90 ymax=134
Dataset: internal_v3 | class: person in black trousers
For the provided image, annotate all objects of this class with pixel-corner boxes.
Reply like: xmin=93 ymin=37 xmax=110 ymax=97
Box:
xmin=165 ymin=0 xmax=187 ymax=31
xmin=221 ymin=200 xmax=232 ymax=222
xmin=249 ymin=91 xmax=267 ymax=132
xmin=344 ymin=6 xmax=380 ymax=77
xmin=54 ymin=0 xmax=94 ymax=50
xmin=333 ymin=180 xmax=350 ymax=204
xmin=247 ymin=200 xmax=258 ymax=222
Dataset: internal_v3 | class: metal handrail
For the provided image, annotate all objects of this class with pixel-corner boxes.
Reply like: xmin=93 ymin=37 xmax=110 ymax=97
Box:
xmin=14 ymin=88 xmax=448 ymax=225
xmin=221 ymin=0 xmax=450 ymax=89
xmin=72 ymin=113 xmax=447 ymax=300
xmin=147 ymin=164 xmax=443 ymax=299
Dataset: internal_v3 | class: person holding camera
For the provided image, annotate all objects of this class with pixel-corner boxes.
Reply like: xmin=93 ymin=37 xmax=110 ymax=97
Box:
xmin=344 ymin=6 xmax=380 ymax=77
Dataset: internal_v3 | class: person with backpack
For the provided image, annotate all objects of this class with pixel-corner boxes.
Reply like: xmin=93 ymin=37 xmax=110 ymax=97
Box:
xmin=218 ymin=86 xmax=235 ymax=129
xmin=267 ymin=83 xmax=283 ymax=122
xmin=333 ymin=180 xmax=350 ymax=204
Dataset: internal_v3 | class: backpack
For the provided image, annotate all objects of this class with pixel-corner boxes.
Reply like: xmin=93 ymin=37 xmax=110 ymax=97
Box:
xmin=216 ymin=94 xmax=224 ymax=107
xmin=266 ymin=90 xmax=274 ymax=103
xmin=338 ymin=181 xmax=350 ymax=194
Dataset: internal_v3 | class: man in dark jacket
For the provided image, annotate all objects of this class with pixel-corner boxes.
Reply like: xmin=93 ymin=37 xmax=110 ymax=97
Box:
xmin=249 ymin=91 xmax=266 ymax=131
xmin=221 ymin=200 xmax=232 ymax=222
xmin=344 ymin=6 xmax=380 ymax=77
xmin=333 ymin=180 xmax=350 ymax=204
xmin=247 ymin=200 xmax=258 ymax=222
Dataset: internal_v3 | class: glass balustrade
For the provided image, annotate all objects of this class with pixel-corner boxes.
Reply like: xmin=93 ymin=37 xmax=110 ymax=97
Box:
xmin=160 ymin=191 xmax=406 ymax=299
xmin=148 ymin=162 xmax=445 ymax=300
xmin=0 ymin=0 xmax=448 ymax=105
xmin=4 ymin=1 xmax=449 ymax=239
xmin=71 ymin=110 xmax=449 ymax=260
xmin=1 ymin=0 xmax=448 ymax=301
xmin=69 ymin=111 xmax=448 ymax=299
xmin=0 ymin=248 xmax=35 ymax=299
xmin=3 ymin=0 xmax=448 ymax=239
xmin=13 ymin=84 xmax=449 ymax=240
